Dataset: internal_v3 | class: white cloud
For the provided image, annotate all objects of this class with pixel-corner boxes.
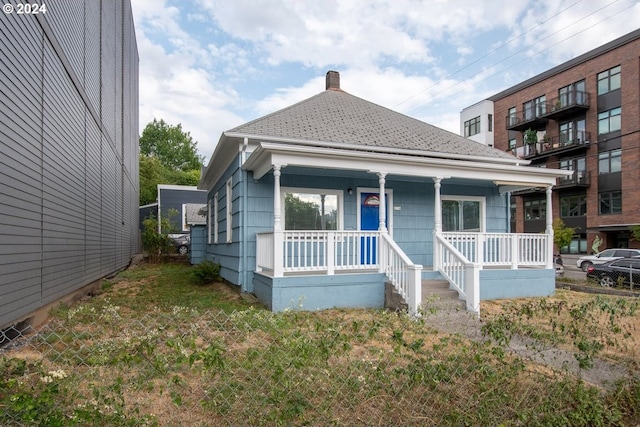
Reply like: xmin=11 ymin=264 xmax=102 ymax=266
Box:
xmin=131 ymin=0 xmax=640 ymax=157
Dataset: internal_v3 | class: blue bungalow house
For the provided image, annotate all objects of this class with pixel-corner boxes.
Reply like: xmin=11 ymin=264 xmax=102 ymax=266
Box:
xmin=197 ymin=71 xmax=571 ymax=314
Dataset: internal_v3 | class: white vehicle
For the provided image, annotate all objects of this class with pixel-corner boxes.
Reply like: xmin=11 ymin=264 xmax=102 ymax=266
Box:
xmin=576 ymin=248 xmax=640 ymax=272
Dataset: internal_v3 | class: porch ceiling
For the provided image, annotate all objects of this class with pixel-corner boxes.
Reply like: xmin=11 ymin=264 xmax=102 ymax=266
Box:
xmin=242 ymin=142 xmax=571 ymax=187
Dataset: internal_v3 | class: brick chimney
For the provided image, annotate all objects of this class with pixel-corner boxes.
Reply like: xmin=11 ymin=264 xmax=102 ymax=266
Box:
xmin=325 ymin=70 xmax=340 ymax=90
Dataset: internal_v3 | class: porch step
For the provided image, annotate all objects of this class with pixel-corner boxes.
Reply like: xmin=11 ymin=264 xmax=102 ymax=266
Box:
xmin=384 ymin=278 xmax=464 ymax=312
xmin=421 ymin=279 xmax=460 ymax=302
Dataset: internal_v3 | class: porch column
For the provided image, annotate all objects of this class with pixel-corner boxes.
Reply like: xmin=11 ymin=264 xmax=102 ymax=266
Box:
xmin=378 ymin=173 xmax=387 ymax=232
xmin=433 ymin=177 xmax=442 ymax=233
xmin=433 ymin=177 xmax=443 ymax=270
xmin=273 ymin=165 xmax=283 ymax=276
xmin=545 ymin=185 xmax=554 ymax=269
xmin=273 ymin=165 xmax=282 ymax=230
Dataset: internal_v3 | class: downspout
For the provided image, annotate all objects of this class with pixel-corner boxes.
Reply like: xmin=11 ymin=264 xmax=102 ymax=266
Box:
xmin=240 ymin=137 xmax=249 ymax=292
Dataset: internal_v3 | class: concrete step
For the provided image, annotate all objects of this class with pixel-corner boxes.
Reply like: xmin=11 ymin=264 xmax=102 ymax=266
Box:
xmin=421 ymin=279 xmax=459 ymax=301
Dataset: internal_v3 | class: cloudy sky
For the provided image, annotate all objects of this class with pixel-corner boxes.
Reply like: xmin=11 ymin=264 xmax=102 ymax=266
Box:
xmin=130 ymin=0 xmax=640 ymax=162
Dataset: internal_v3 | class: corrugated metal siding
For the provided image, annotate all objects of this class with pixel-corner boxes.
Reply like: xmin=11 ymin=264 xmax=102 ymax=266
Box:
xmin=0 ymin=0 xmax=139 ymax=328
xmin=0 ymin=7 xmax=45 ymax=325
xmin=158 ymin=188 xmax=207 ymax=233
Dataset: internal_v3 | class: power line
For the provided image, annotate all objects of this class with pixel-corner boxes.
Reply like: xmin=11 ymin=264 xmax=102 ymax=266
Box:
xmin=399 ymin=0 xmax=632 ymax=114
xmin=395 ymin=0 xmax=585 ymax=109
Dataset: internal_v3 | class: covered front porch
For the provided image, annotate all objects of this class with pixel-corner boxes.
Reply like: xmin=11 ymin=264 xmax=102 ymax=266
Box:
xmin=255 ymin=229 xmax=553 ymax=315
xmin=249 ymin=150 xmax=558 ymax=315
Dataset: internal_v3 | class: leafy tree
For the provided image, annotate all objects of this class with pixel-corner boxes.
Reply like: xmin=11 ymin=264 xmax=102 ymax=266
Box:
xmin=553 ymin=219 xmax=575 ymax=252
xmin=141 ymin=211 xmax=178 ymax=263
xmin=138 ymin=119 xmax=205 ymax=205
xmin=631 ymin=225 xmax=640 ymax=242
xmin=140 ymin=119 xmax=204 ymax=170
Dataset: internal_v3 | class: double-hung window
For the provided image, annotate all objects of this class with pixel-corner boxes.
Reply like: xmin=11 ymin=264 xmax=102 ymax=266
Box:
xmin=282 ymin=188 xmax=342 ymax=230
xmin=441 ymin=196 xmax=484 ymax=232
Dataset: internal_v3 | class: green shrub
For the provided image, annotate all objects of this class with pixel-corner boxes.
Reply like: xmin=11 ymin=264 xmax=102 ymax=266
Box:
xmin=191 ymin=260 xmax=221 ymax=285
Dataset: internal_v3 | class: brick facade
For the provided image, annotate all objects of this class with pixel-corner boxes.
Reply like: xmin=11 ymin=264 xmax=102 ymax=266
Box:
xmin=490 ymin=31 xmax=640 ymax=253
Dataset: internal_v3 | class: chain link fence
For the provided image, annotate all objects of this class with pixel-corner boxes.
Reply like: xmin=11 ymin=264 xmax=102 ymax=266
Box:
xmin=1 ymin=295 xmax=639 ymax=426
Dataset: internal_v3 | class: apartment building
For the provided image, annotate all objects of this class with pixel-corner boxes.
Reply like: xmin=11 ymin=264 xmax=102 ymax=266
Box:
xmin=0 ymin=1 xmax=139 ymax=329
xmin=461 ymin=29 xmax=640 ymax=254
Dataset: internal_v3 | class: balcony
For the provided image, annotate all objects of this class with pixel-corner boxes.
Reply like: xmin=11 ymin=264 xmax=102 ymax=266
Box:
xmin=556 ymin=170 xmax=590 ymax=189
xmin=510 ymin=130 xmax=590 ymax=160
xmin=542 ymin=91 xmax=590 ymax=121
xmin=506 ymin=106 xmax=548 ymax=132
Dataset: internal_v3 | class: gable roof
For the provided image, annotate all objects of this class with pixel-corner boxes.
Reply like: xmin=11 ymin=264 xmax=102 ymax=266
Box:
xmin=225 ymin=73 xmax=515 ymax=162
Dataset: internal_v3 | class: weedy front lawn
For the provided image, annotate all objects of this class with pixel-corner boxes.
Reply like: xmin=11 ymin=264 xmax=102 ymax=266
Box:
xmin=1 ymin=262 xmax=639 ymax=426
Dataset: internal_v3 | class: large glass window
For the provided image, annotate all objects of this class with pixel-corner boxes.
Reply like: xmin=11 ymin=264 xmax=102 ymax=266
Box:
xmin=464 ymin=116 xmax=481 ymax=137
xmin=559 ymin=118 xmax=586 ymax=144
xmin=559 ymin=80 xmax=586 ymax=107
xmin=508 ymin=107 xmax=516 ymax=127
xmin=597 ymin=65 xmax=621 ymax=95
xmin=598 ymin=107 xmax=621 ymax=135
xmin=442 ymin=197 xmax=484 ymax=232
xmin=560 ymin=195 xmax=586 ymax=217
xmin=599 ymin=191 xmax=622 ymax=215
xmin=524 ymin=199 xmax=546 ymax=221
xmin=524 ymin=95 xmax=546 ymax=119
xmin=559 ymin=156 xmax=586 ymax=184
xmin=598 ymin=149 xmax=622 ymax=174
xmin=282 ymin=189 xmax=341 ymax=230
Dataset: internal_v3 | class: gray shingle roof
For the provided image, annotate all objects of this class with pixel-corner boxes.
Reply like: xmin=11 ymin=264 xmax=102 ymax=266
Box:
xmin=228 ymin=88 xmax=515 ymax=161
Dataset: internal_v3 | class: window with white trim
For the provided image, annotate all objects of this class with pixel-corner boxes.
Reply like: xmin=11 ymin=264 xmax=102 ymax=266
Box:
xmin=281 ymin=188 xmax=343 ymax=230
xmin=441 ymin=196 xmax=485 ymax=232
xmin=207 ymin=199 xmax=213 ymax=244
xmin=213 ymin=192 xmax=219 ymax=244
xmin=226 ymin=178 xmax=233 ymax=243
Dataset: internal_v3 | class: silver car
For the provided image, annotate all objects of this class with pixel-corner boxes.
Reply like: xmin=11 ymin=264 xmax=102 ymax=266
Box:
xmin=576 ymin=248 xmax=640 ymax=272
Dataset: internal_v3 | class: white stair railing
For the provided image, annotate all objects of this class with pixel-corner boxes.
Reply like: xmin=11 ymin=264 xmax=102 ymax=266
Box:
xmin=379 ymin=233 xmax=422 ymax=315
xmin=434 ymin=232 xmax=480 ymax=314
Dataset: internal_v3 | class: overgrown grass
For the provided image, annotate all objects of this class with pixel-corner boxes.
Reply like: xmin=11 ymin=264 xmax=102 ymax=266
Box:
xmin=1 ymin=263 xmax=639 ymax=426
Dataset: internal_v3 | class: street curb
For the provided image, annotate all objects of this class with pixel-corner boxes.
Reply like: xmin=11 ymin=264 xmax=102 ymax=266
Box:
xmin=556 ymin=281 xmax=640 ymax=298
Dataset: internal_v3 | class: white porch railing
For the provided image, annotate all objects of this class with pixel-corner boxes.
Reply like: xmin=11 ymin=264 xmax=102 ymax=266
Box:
xmin=256 ymin=230 xmax=552 ymax=316
xmin=256 ymin=230 xmax=381 ymax=275
xmin=441 ymin=232 xmax=549 ymax=268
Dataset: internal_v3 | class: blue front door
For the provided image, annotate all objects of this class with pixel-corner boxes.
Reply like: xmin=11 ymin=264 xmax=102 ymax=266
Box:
xmin=360 ymin=193 xmax=387 ymax=264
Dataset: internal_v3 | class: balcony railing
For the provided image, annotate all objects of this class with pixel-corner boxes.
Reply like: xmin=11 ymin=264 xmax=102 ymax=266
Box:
xmin=506 ymin=105 xmax=548 ymax=132
xmin=511 ymin=130 xmax=590 ymax=159
xmin=542 ymin=91 xmax=590 ymax=120
xmin=557 ymin=170 xmax=590 ymax=188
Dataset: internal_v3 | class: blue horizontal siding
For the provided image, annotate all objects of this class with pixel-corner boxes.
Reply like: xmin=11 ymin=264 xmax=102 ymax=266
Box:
xmin=254 ymin=272 xmax=386 ymax=312
xmin=480 ymin=269 xmax=555 ymax=300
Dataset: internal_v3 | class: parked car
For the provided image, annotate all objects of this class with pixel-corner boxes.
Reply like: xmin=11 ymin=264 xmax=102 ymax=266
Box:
xmin=168 ymin=234 xmax=190 ymax=255
xmin=586 ymin=258 xmax=640 ymax=288
xmin=576 ymin=248 xmax=640 ymax=272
